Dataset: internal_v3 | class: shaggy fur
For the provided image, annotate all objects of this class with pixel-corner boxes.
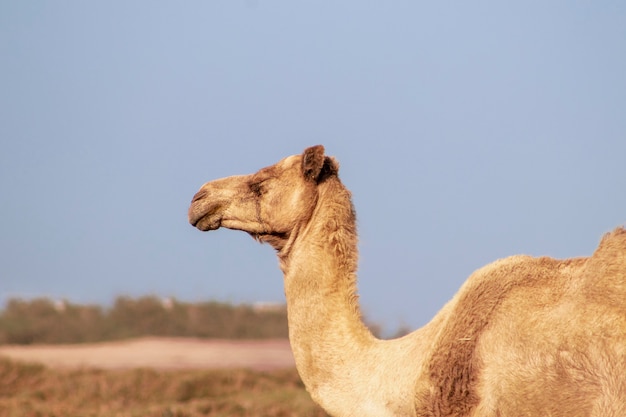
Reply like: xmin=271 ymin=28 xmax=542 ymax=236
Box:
xmin=189 ymin=145 xmax=626 ymax=417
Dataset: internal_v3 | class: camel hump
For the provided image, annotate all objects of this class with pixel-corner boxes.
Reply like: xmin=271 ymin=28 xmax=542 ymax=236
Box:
xmin=595 ymin=226 xmax=626 ymax=257
xmin=588 ymin=226 xmax=626 ymax=273
xmin=581 ymin=226 xmax=626 ymax=309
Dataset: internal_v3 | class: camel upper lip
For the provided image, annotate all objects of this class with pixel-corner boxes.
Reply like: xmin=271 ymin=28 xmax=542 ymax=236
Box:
xmin=188 ymin=211 xmax=203 ymax=227
xmin=188 ymin=190 xmax=209 ymax=228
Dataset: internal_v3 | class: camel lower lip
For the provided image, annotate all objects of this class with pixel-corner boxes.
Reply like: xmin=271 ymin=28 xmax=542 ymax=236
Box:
xmin=193 ymin=214 xmax=221 ymax=231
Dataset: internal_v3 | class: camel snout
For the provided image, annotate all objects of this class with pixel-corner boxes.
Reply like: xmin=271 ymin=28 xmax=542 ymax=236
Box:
xmin=188 ymin=190 xmax=226 ymax=231
xmin=188 ymin=189 xmax=209 ymax=228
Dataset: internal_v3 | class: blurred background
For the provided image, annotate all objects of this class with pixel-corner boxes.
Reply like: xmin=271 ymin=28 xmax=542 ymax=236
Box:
xmin=1 ymin=2 xmax=625 ymax=334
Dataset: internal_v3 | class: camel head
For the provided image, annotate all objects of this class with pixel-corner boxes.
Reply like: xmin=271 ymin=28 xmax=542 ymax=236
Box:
xmin=188 ymin=145 xmax=338 ymax=250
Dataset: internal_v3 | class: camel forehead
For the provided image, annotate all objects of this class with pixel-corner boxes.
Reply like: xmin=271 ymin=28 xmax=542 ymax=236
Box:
xmin=260 ymin=154 xmax=301 ymax=174
xmin=278 ymin=154 xmax=301 ymax=168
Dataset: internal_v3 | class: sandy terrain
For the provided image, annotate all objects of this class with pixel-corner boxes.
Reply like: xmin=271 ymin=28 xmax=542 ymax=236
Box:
xmin=0 ymin=337 xmax=295 ymax=371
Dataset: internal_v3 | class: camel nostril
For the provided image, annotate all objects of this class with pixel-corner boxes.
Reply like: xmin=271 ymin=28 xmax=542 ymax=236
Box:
xmin=191 ymin=189 xmax=207 ymax=203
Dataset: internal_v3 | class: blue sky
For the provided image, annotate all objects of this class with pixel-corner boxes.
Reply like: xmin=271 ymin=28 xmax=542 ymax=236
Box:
xmin=1 ymin=2 xmax=625 ymax=332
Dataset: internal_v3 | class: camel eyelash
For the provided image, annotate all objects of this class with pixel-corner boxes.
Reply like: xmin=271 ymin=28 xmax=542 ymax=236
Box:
xmin=250 ymin=176 xmax=276 ymax=196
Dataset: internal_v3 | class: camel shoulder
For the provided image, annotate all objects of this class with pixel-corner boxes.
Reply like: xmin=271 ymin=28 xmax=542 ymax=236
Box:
xmin=415 ymin=254 xmax=583 ymax=416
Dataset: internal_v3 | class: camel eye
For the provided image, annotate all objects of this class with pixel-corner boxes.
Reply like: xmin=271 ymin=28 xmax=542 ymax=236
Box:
xmin=250 ymin=181 xmax=265 ymax=196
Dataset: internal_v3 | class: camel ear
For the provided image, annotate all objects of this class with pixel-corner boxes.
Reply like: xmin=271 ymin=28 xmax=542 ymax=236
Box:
xmin=302 ymin=145 xmax=339 ymax=183
xmin=320 ymin=156 xmax=339 ymax=181
xmin=302 ymin=145 xmax=326 ymax=181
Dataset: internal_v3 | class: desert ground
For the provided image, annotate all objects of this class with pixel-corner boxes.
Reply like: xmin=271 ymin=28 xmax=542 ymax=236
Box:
xmin=0 ymin=337 xmax=295 ymax=370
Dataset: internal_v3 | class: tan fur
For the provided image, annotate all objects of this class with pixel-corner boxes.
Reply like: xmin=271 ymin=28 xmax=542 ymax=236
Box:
xmin=189 ymin=145 xmax=626 ymax=417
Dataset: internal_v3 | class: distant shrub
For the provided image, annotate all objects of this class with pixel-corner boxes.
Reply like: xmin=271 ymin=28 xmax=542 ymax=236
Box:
xmin=0 ymin=298 xmax=107 ymax=344
xmin=0 ymin=296 xmax=289 ymax=345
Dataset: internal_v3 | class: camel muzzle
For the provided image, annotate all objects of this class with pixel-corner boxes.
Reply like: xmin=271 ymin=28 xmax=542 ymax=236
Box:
xmin=188 ymin=190 xmax=225 ymax=231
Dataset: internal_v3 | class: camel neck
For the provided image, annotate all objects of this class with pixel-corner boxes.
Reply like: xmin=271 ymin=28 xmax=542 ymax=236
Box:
xmin=279 ymin=177 xmax=376 ymax=397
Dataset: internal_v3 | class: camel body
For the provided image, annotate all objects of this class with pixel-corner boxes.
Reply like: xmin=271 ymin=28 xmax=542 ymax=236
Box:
xmin=189 ymin=145 xmax=626 ymax=417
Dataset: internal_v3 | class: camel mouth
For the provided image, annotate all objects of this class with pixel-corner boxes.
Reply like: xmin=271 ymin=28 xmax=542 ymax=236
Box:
xmin=188 ymin=200 xmax=225 ymax=232
xmin=191 ymin=213 xmax=222 ymax=232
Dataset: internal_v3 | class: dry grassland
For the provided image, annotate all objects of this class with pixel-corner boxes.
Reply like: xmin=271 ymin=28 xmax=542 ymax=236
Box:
xmin=0 ymin=338 xmax=328 ymax=417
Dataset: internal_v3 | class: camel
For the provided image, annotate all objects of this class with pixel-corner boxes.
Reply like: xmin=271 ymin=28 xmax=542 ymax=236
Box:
xmin=188 ymin=145 xmax=626 ymax=417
